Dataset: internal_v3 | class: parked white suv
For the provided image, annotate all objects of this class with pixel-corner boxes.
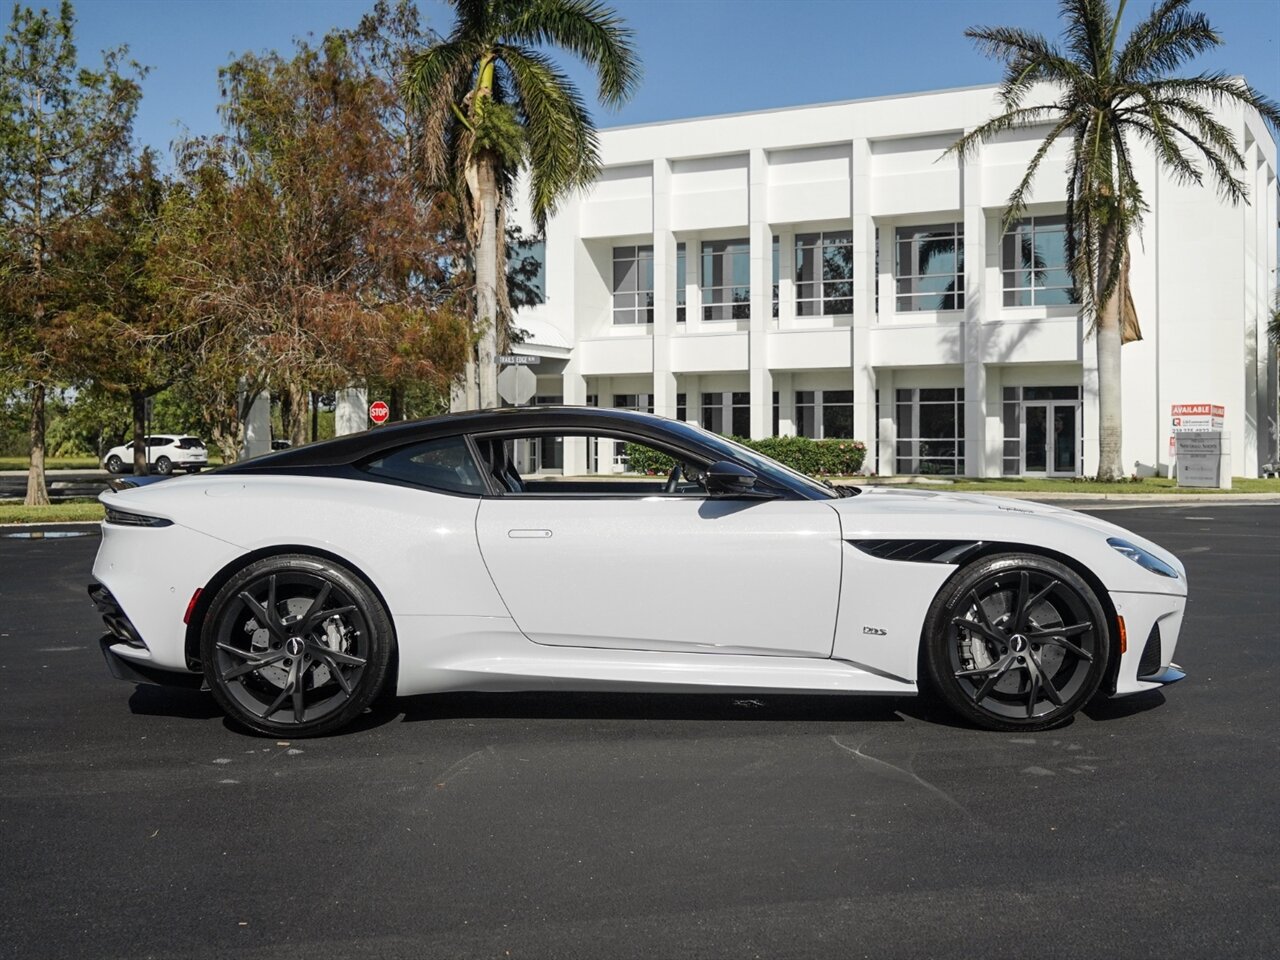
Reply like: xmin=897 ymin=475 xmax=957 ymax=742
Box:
xmin=103 ymin=436 xmax=208 ymax=475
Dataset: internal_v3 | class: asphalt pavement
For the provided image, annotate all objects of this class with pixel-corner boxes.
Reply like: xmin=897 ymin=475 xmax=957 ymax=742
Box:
xmin=0 ymin=506 xmax=1277 ymax=959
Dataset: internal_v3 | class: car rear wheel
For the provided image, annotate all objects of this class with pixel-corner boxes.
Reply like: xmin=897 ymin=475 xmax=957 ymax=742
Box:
xmin=200 ymin=554 xmax=394 ymax=737
xmin=154 ymin=456 xmax=172 ymax=475
xmin=105 ymin=455 xmax=123 ymax=474
xmin=923 ymin=553 xmax=1110 ymax=732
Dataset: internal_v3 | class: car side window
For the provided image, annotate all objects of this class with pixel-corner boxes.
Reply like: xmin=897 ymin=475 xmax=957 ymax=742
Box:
xmin=361 ymin=436 xmax=487 ymax=496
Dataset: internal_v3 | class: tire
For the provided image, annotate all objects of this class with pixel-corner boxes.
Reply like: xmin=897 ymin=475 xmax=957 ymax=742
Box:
xmin=200 ymin=554 xmax=394 ymax=737
xmin=154 ymin=456 xmax=172 ymax=475
xmin=922 ymin=553 xmax=1110 ymax=732
xmin=106 ymin=456 xmax=123 ymax=474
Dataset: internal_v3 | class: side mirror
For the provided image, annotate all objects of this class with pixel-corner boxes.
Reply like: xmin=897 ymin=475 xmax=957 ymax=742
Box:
xmin=705 ymin=460 xmax=762 ymax=496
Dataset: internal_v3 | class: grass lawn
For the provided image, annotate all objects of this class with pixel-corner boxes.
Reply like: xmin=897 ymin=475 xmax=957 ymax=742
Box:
xmin=0 ymin=456 xmax=102 ymax=470
xmin=0 ymin=500 xmax=104 ymax=524
xmin=861 ymin=476 xmax=1280 ymax=495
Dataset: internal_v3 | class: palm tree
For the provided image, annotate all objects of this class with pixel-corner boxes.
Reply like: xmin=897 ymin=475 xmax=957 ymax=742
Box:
xmin=403 ymin=0 xmax=639 ymax=409
xmin=951 ymin=0 xmax=1280 ymax=479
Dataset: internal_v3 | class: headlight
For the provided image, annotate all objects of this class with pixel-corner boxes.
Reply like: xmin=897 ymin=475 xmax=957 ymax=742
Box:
xmin=1107 ymin=538 xmax=1179 ymax=578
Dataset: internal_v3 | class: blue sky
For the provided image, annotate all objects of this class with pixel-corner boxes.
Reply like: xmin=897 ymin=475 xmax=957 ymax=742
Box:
xmin=72 ymin=0 xmax=1280 ymax=155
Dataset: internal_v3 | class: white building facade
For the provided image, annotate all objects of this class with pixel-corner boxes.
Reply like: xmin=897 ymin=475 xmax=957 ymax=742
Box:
xmin=510 ymin=82 xmax=1278 ymax=478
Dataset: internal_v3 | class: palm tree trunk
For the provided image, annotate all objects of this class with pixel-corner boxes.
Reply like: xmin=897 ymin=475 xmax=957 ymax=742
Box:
xmin=474 ymin=155 xmax=500 ymax=410
xmin=1095 ymin=231 xmax=1125 ymax=480
xmin=25 ymin=383 xmax=50 ymax=507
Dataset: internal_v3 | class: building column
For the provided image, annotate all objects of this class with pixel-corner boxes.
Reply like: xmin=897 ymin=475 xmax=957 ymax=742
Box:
xmin=877 ymin=368 xmax=896 ymax=476
xmin=961 ymin=141 xmax=987 ymax=477
xmin=775 ymin=371 xmax=795 ymax=435
xmin=777 ymin=227 xmax=796 ymax=329
xmin=748 ymin=146 xmax=773 ymax=439
xmin=985 ymin=363 xmax=1004 ymax=476
xmin=851 ymin=138 xmax=877 ymax=463
xmin=685 ymin=374 xmax=701 ymax=425
xmin=333 ymin=386 xmax=366 ymax=439
xmin=242 ymin=389 xmax=273 ymax=457
xmin=652 ymin=159 xmax=678 ymax=420
xmin=562 ymin=365 xmax=587 ymax=476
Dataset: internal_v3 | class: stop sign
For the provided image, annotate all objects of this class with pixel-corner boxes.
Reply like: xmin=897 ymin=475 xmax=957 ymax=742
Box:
xmin=369 ymin=400 xmax=390 ymax=425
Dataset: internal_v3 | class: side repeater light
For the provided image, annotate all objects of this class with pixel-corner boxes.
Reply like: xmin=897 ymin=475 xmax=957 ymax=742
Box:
xmin=183 ymin=588 xmax=203 ymax=625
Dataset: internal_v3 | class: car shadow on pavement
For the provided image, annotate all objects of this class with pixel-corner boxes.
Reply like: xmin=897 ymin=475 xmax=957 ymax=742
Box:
xmin=391 ymin=690 xmax=913 ymax=725
xmin=1083 ymin=688 xmax=1167 ymax=722
xmin=127 ymin=684 xmax=223 ymax=720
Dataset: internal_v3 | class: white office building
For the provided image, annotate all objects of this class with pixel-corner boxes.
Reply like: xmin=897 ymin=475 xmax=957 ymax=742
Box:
xmin=508 ymin=81 xmax=1278 ymax=478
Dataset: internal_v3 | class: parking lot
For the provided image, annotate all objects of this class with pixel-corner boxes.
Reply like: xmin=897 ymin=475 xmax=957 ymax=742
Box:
xmin=1 ymin=504 xmax=1277 ymax=960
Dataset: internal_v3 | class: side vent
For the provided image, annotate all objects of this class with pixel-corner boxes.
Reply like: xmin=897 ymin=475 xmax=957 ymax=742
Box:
xmin=852 ymin=540 xmax=983 ymax=564
xmin=1137 ymin=623 xmax=1162 ymax=679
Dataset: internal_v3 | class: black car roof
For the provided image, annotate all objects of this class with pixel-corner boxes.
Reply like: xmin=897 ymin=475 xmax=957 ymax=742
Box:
xmin=218 ymin=406 xmax=715 ymax=473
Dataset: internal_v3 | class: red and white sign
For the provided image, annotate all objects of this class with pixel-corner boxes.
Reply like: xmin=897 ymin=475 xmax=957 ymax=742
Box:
xmin=1171 ymin=403 xmax=1224 ymax=433
xmin=369 ymin=400 xmax=390 ymax=425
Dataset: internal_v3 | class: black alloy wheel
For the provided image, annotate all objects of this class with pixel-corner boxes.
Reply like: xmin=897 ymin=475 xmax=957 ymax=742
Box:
xmin=924 ymin=553 xmax=1110 ymax=731
xmin=200 ymin=554 xmax=394 ymax=736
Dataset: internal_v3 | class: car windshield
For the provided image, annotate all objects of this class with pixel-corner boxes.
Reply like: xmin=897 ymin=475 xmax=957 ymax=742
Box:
xmin=664 ymin=420 xmax=842 ymax=500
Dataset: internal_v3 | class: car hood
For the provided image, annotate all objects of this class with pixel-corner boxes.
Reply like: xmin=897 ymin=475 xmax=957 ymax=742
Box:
xmin=830 ymin=486 xmax=1186 ymax=584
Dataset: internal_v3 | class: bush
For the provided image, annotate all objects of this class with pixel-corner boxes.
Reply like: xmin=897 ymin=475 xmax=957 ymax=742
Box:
xmin=623 ymin=435 xmax=865 ymax=478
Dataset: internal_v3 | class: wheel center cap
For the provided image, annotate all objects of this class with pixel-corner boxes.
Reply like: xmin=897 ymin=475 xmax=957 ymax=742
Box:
xmin=285 ymin=637 xmax=305 ymax=657
xmin=1010 ymin=634 xmax=1029 ymax=653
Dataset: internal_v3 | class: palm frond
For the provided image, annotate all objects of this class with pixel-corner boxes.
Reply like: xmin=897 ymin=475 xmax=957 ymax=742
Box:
xmin=947 ymin=104 xmax=1061 ymax=160
xmin=1000 ymin=112 xmax=1081 ymax=229
xmin=498 ymin=43 xmax=598 ymax=223
xmin=1117 ymin=0 xmax=1219 ymax=82
xmin=1059 ymin=0 xmax=1112 ymax=77
xmin=401 ymin=40 xmax=477 ymax=184
xmin=507 ymin=0 xmax=640 ymax=107
xmin=1142 ymin=73 xmax=1280 ymax=136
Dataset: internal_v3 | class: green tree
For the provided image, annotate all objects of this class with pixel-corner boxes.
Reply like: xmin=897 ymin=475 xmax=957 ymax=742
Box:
xmin=403 ymin=0 xmax=640 ymax=409
xmin=951 ymin=0 xmax=1280 ymax=479
xmin=162 ymin=7 xmax=468 ymax=453
xmin=0 ymin=0 xmax=144 ymax=503
xmin=48 ymin=150 xmax=192 ymax=474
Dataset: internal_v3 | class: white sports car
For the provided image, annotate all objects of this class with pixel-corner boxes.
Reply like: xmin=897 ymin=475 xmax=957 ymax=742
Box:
xmin=89 ymin=407 xmax=1186 ymax=737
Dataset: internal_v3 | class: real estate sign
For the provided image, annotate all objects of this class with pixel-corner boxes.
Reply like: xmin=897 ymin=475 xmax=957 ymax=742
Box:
xmin=1171 ymin=403 xmax=1225 ymax=433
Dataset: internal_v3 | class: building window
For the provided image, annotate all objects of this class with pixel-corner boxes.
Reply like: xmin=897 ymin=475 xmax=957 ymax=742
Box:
xmin=701 ymin=239 xmax=750 ymax=321
xmin=508 ymin=235 xmax=545 ymax=307
xmin=1002 ymin=385 xmax=1082 ymax=475
xmin=702 ymin=391 xmax=750 ymax=436
xmin=1002 ymin=216 xmax=1076 ymax=306
xmin=676 ymin=392 xmax=687 ymax=421
xmin=795 ymin=389 xmax=854 ymax=438
xmin=613 ymin=245 xmax=653 ymax=324
xmin=895 ymin=387 xmax=965 ymax=475
xmin=676 ymin=242 xmax=686 ymax=323
xmin=795 ymin=231 xmax=853 ymax=316
xmin=895 ymin=223 xmax=964 ymax=312
xmin=772 ymin=236 xmax=780 ymax=319
xmin=612 ymin=394 xmax=654 ymax=413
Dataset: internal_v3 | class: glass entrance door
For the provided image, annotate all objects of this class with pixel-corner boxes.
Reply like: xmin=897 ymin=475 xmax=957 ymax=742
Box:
xmin=1023 ymin=402 xmax=1079 ymax=476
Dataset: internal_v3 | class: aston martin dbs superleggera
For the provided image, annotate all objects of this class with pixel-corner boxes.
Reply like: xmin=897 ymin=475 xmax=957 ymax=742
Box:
xmin=90 ymin=407 xmax=1186 ymax=736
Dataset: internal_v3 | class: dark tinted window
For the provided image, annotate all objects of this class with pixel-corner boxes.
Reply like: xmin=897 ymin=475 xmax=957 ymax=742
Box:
xmin=362 ymin=436 xmax=486 ymax=496
xmin=178 ymin=437 xmax=205 ymax=449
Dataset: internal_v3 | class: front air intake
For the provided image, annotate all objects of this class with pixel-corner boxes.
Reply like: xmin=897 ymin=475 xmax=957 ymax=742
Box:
xmin=1137 ymin=623 xmax=1162 ymax=679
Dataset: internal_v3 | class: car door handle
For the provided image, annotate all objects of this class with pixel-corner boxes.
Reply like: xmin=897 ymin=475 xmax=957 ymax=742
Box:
xmin=508 ymin=529 xmax=552 ymax=539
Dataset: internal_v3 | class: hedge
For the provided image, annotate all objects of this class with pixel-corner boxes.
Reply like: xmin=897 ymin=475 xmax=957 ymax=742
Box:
xmin=624 ymin=435 xmax=866 ymax=477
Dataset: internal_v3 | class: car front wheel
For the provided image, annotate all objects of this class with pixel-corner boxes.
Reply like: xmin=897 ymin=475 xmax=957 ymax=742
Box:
xmin=200 ymin=554 xmax=394 ymax=737
xmin=105 ymin=455 xmax=123 ymax=474
xmin=923 ymin=553 xmax=1110 ymax=732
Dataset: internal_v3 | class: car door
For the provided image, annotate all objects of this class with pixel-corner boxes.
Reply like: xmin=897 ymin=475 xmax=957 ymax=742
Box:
xmin=475 ymin=465 xmax=843 ymax=659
